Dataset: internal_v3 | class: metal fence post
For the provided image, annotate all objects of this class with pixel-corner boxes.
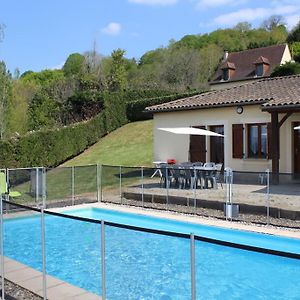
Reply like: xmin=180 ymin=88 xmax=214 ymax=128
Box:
xmin=42 ymin=167 xmax=46 ymax=208
xmin=190 ymin=233 xmax=196 ymax=300
xmin=166 ymin=166 xmax=169 ymax=209
xmin=141 ymin=167 xmax=144 ymax=207
xmin=266 ymin=169 xmax=270 ymax=225
xmin=193 ymin=168 xmax=197 ymax=210
xmin=101 ymin=220 xmax=106 ymax=300
xmin=224 ymin=168 xmax=233 ymax=221
xmin=36 ymin=167 xmax=39 ymax=205
xmin=100 ymin=165 xmax=103 ymax=202
xmin=97 ymin=164 xmax=100 ymax=202
xmin=40 ymin=207 xmax=47 ymax=300
xmin=71 ymin=166 xmax=75 ymax=205
xmin=0 ymin=193 xmax=5 ymax=300
xmin=119 ymin=166 xmax=122 ymax=204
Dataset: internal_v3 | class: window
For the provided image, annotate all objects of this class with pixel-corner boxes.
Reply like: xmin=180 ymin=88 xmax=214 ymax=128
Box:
xmin=247 ymin=123 xmax=268 ymax=158
xmin=222 ymin=69 xmax=229 ymax=81
xmin=255 ymin=64 xmax=264 ymax=76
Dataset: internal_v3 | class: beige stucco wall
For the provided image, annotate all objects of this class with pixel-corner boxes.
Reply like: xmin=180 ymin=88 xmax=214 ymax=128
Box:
xmin=280 ymin=44 xmax=292 ymax=64
xmin=153 ymin=105 xmax=300 ymax=173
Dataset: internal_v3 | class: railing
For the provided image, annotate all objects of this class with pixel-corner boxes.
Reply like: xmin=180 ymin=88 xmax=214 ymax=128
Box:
xmin=1 ymin=164 xmax=300 ymax=228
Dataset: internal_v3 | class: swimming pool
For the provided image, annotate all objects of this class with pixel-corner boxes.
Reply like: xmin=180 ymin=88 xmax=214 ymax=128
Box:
xmin=4 ymin=207 xmax=300 ymax=300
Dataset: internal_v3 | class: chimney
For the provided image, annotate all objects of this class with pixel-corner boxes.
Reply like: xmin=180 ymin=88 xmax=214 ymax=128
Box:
xmin=223 ymin=50 xmax=228 ymax=61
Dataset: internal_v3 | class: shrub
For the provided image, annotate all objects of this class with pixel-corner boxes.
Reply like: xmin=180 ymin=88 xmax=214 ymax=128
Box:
xmin=0 ymin=113 xmax=107 ymax=168
xmin=126 ymin=90 xmax=202 ymax=122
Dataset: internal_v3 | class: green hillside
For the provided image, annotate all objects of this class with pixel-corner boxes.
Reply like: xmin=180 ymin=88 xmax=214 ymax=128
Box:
xmin=63 ymin=120 xmax=153 ymax=167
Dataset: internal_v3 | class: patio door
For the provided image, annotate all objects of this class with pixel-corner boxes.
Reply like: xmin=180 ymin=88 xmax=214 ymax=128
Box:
xmin=189 ymin=126 xmax=206 ymax=162
xmin=293 ymin=122 xmax=300 ymax=174
xmin=210 ymin=125 xmax=224 ymax=164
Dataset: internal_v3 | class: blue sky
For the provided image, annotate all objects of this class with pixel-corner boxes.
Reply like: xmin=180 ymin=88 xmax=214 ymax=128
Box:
xmin=1 ymin=0 xmax=299 ymax=73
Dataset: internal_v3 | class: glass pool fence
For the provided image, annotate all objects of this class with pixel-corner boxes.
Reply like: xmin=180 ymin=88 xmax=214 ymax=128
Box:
xmin=0 ymin=199 xmax=199 ymax=300
xmin=2 ymin=165 xmax=300 ymax=228
xmin=1 ymin=198 xmax=299 ymax=300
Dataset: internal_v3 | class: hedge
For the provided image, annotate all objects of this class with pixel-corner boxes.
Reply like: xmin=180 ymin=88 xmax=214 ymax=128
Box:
xmin=126 ymin=90 xmax=203 ymax=122
xmin=0 ymin=112 xmax=107 ymax=168
xmin=0 ymin=89 xmax=203 ymax=168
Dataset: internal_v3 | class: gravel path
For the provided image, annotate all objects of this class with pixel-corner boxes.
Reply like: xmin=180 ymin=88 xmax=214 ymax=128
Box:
xmin=2 ymin=279 xmax=42 ymax=300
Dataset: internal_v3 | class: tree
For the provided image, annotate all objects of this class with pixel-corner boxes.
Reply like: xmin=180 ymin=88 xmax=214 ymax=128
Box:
xmin=290 ymin=42 xmax=300 ymax=63
xmin=261 ymin=15 xmax=286 ymax=31
xmin=271 ymin=62 xmax=300 ymax=77
xmin=234 ymin=22 xmax=252 ymax=32
xmin=63 ymin=53 xmax=85 ymax=77
xmin=28 ymin=91 xmax=61 ymax=130
xmin=287 ymin=21 xmax=300 ymax=43
xmin=0 ymin=61 xmax=12 ymax=139
xmin=107 ymin=49 xmax=128 ymax=92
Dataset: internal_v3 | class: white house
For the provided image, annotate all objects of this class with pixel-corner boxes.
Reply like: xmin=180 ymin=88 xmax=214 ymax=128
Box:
xmin=146 ymin=75 xmax=300 ymax=174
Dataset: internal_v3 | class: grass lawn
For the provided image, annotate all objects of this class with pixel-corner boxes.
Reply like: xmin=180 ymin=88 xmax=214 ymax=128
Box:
xmin=63 ymin=120 xmax=154 ymax=167
xmin=10 ymin=120 xmax=154 ymax=204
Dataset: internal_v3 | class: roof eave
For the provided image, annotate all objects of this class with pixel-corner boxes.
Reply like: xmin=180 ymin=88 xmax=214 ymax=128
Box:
xmin=146 ymin=100 xmax=267 ymax=114
xmin=262 ymin=103 xmax=300 ymax=112
xmin=209 ymin=76 xmax=269 ymax=85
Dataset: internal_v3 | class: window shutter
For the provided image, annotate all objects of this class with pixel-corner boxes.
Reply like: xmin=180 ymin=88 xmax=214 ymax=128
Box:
xmin=189 ymin=126 xmax=206 ymax=162
xmin=232 ymin=124 xmax=244 ymax=158
xmin=267 ymin=122 xmax=272 ymax=159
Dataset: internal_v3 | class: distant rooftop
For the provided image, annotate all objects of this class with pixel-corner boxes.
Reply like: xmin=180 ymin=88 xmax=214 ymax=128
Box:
xmin=210 ymin=44 xmax=288 ymax=85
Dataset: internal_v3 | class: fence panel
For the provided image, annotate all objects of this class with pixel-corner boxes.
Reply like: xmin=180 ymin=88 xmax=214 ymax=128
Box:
xmin=45 ymin=167 xmax=72 ymax=207
xmin=73 ymin=165 xmax=98 ymax=204
xmin=120 ymin=166 xmax=143 ymax=207
xmin=44 ymin=213 xmax=102 ymax=297
xmin=6 ymin=168 xmax=39 ymax=208
xmin=105 ymin=224 xmax=191 ymax=299
xmin=101 ymin=165 xmax=122 ymax=204
xmin=3 ymin=201 xmax=45 ymax=298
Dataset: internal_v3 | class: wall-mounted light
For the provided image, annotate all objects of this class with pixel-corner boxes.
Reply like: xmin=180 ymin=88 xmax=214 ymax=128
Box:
xmin=236 ymin=106 xmax=243 ymax=114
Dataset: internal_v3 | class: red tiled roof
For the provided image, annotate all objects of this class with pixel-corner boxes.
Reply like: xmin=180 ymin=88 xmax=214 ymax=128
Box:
xmin=254 ymin=56 xmax=270 ymax=65
xmin=210 ymin=44 xmax=287 ymax=83
xmin=221 ymin=61 xmax=236 ymax=69
xmin=145 ymin=75 xmax=300 ymax=113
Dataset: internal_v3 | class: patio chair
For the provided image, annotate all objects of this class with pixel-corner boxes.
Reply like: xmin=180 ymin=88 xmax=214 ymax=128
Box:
xmin=214 ymin=163 xmax=223 ymax=189
xmin=0 ymin=171 xmax=21 ymax=199
xmin=170 ymin=165 xmax=184 ymax=189
xmin=181 ymin=166 xmax=197 ymax=189
xmin=159 ymin=164 xmax=172 ymax=188
xmin=203 ymin=162 xmax=217 ymax=189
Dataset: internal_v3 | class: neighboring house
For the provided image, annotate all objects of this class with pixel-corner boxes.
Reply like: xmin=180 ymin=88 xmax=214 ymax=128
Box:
xmin=209 ymin=44 xmax=292 ymax=90
xmin=145 ymin=75 xmax=300 ymax=175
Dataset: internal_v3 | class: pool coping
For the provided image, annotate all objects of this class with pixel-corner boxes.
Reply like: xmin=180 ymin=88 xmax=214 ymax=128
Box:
xmin=3 ymin=256 xmax=100 ymax=300
xmin=52 ymin=202 xmax=300 ymax=240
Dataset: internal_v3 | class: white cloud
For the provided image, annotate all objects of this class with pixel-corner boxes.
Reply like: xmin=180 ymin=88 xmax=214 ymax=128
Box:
xmin=101 ymin=22 xmax=122 ymax=36
xmin=214 ymin=5 xmax=299 ymax=26
xmin=286 ymin=14 xmax=300 ymax=30
xmin=128 ymin=0 xmax=177 ymax=5
xmin=196 ymin=0 xmax=247 ymax=9
xmin=50 ymin=61 xmax=65 ymax=70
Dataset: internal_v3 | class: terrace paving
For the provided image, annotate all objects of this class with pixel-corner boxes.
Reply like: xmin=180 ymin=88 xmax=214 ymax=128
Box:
xmin=3 ymin=257 xmax=100 ymax=300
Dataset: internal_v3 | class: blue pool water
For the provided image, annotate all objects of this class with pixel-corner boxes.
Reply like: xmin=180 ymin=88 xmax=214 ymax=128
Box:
xmin=4 ymin=208 xmax=300 ymax=300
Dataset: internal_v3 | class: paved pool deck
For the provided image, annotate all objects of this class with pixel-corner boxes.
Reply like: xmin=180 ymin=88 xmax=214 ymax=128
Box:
xmin=3 ymin=256 xmax=100 ymax=300
xmin=54 ymin=202 xmax=300 ymax=239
